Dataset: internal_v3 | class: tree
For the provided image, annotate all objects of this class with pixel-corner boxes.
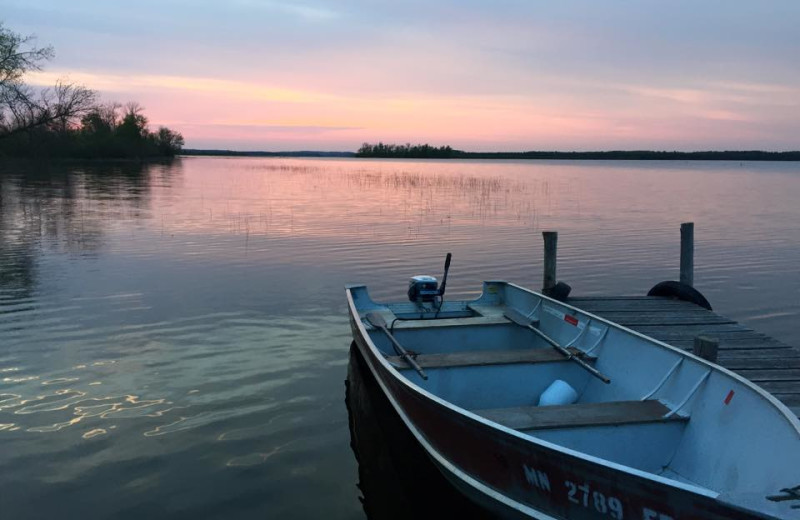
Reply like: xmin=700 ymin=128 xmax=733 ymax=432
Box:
xmin=0 ymin=23 xmax=96 ymax=139
xmin=153 ymin=127 xmax=184 ymax=156
xmin=113 ymin=102 xmax=150 ymax=156
xmin=81 ymin=102 xmax=121 ymax=136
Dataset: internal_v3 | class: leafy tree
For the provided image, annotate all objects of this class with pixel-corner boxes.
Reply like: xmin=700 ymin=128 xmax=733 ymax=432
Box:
xmin=114 ymin=102 xmax=149 ymax=155
xmin=153 ymin=127 xmax=184 ymax=156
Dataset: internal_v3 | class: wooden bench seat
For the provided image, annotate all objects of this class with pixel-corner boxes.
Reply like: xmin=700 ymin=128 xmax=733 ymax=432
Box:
xmin=389 ymin=315 xmax=510 ymax=330
xmin=474 ymin=400 xmax=687 ymax=431
xmin=388 ymin=347 xmax=593 ymax=370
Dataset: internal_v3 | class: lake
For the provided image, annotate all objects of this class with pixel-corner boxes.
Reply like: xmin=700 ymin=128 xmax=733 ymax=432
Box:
xmin=1 ymin=157 xmax=799 ymax=518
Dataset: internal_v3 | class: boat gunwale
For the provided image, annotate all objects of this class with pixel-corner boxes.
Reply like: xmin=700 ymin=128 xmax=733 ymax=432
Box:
xmin=345 ymin=282 xmax=737 ymax=501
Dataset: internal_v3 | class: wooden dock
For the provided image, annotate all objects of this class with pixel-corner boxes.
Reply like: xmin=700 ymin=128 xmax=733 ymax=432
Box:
xmin=541 ymin=224 xmax=800 ymax=418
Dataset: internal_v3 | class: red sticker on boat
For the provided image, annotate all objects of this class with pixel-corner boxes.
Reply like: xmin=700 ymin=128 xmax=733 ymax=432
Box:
xmin=724 ymin=390 xmax=734 ymax=405
xmin=564 ymin=315 xmax=579 ymax=326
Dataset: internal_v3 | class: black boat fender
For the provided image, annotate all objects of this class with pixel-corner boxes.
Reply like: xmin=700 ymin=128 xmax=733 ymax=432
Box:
xmin=647 ymin=280 xmax=712 ymax=310
xmin=546 ymin=281 xmax=572 ymax=302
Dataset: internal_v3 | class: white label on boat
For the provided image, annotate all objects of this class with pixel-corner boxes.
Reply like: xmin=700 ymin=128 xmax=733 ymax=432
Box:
xmin=543 ymin=306 xmax=585 ymax=329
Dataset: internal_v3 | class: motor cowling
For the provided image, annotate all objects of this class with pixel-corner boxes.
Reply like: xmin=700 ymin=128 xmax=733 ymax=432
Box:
xmin=408 ymin=275 xmax=439 ymax=303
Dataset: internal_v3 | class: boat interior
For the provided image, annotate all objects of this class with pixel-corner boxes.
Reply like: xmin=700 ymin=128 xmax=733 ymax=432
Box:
xmin=349 ymin=281 xmax=800 ymax=514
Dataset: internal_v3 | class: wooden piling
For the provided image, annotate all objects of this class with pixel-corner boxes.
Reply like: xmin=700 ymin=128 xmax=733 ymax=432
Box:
xmin=680 ymin=222 xmax=694 ymax=286
xmin=542 ymin=231 xmax=558 ymax=295
xmin=693 ymin=335 xmax=719 ymax=363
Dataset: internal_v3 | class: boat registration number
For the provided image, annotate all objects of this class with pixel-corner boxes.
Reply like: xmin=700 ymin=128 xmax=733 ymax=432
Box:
xmin=565 ymin=480 xmax=624 ymax=518
xmin=525 ymin=464 xmax=675 ymax=519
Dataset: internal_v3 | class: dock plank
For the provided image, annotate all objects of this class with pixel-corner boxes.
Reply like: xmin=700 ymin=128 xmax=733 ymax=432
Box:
xmin=716 ymin=349 xmax=800 ymax=362
xmin=568 ymin=296 xmax=667 ymax=301
xmin=721 ymin=358 xmax=800 ymax=370
xmin=630 ymin=328 xmax=765 ymax=342
xmin=668 ymin=337 xmax=791 ymax=348
xmin=733 ymin=369 xmax=800 ymax=382
xmin=598 ymin=314 xmax=736 ymax=326
xmin=570 ymin=301 xmax=707 ymax=312
xmin=754 ymin=382 xmax=800 ymax=394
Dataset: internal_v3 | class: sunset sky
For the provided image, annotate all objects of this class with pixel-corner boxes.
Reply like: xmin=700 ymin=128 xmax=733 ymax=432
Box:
xmin=4 ymin=1 xmax=800 ymax=151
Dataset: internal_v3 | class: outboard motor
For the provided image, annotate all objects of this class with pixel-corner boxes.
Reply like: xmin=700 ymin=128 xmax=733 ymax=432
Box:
xmin=407 ymin=253 xmax=452 ymax=305
xmin=408 ymin=275 xmax=439 ymax=303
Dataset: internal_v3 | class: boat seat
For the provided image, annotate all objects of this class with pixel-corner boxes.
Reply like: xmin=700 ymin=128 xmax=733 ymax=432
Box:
xmin=474 ymin=400 xmax=687 ymax=431
xmin=388 ymin=315 xmax=510 ymax=330
xmin=388 ymin=347 xmax=594 ymax=370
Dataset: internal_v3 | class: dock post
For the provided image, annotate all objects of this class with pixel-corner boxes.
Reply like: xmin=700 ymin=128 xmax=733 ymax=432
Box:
xmin=693 ymin=335 xmax=719 ymax=363
xmin=680 ymin=222 xmax=694 ymax=287
xmin=542 ymin=231 xmax=558 ymax=295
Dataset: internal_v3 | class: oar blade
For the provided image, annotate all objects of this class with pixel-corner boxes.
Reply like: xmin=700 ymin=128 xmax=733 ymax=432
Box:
xmin=365 ymin=312 xmax=387 ymax=329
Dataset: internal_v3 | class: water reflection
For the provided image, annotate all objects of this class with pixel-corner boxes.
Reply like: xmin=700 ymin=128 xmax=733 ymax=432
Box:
xmin=346 ymin=343 xmax=493 ymax=519
xmin=0 ymin=160 xmax=182 ymax=294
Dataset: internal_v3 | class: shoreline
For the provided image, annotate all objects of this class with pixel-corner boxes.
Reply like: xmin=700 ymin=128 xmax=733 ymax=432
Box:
xmin=181 ymin=149 xmax=800 ymax=161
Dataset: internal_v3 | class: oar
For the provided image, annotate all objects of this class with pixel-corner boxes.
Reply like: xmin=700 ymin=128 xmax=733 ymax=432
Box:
xmin=504 ymin=308 xmax=611 ymax=384
xmin=366 ymin=312 xmax=428 ymax=380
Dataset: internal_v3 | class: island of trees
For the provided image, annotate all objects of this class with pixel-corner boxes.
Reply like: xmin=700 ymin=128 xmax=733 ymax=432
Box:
xmin=0 ymin=23 xmax=183 ymax=159
xmin=356 ymin=142 xmax=457 ymax=158
xmin=356 ymin=142 xmax=800 ymax=161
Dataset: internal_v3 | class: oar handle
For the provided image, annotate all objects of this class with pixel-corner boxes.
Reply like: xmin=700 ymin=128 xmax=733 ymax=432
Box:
xmin=438 ymin=252 xmax=452 ymax=297
xmin=530 ymin=326 xmax=565 ymax=350
xmin=380 ymin=326 xmax=428 ymax=380
xmin=571 ymin=355 xmax=611 ymax=384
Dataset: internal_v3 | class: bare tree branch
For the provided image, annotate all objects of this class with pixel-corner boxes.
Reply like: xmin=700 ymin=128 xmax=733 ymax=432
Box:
xmin=0 ymin=22 xmax=54 ymax=88
xmin=0 ymin=24 xmax=96 ymax=139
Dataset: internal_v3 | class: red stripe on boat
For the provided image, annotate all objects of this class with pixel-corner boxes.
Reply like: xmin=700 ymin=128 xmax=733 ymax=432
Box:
xmin=724 ymin=390 xmax=735 ymax=405
xmin=564 ymin=315 xmax=579 ymax=326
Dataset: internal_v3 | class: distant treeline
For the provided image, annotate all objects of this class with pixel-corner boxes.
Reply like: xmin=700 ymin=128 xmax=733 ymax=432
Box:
xmin=355 ymin=143 xmax=800 ymax=161
xmin=0 ymin=102 xmax=184 ymax=159
xmin=457 ymin=150 xmax=800 ymax=161
xmin=183 ymin=149 xmax=354 ymax=158
xmin=357 ymin=142 xmax=457 ymax=158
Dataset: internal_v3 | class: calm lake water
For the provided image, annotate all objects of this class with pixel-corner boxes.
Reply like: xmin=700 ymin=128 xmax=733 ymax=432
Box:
xmin=1 ymin=157 xmax=799 ymax=518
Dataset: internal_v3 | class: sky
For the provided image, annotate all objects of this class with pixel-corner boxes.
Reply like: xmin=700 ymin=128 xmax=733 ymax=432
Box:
xmin=3 ymin=0 xmax=800 ymax=151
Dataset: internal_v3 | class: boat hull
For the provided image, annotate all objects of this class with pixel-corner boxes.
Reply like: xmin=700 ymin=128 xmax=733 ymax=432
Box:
xmin=349 ymin=313 xmax=775 ymax=520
